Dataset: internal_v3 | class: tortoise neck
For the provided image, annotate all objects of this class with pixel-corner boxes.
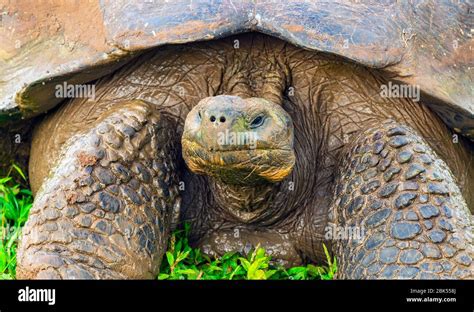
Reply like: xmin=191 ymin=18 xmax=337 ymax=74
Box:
xmin=209 ymin=178 xmax=277 ymax=223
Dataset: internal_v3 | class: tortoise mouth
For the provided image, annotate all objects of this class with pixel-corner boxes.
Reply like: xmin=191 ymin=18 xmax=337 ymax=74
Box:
xmin=182 ymin=138 xmax=295 ymax=184
xmin=183 ymin=138 xmax=292 ymax=153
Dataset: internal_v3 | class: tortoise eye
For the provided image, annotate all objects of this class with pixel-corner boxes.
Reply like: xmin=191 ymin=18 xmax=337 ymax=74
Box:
xmin=250 ymin=115 xmax=265 ymax=128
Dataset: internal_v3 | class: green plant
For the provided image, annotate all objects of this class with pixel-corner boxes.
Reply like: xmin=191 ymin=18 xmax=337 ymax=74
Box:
xmin=158 ymin=223 xmax=337 ymax=280
xmin=0 ymin=164 xmax=33 ymax=279
xmin=0 ymin=165 xmax=337 ymax=280
xmin=275 ymin=244 xmax=337 ymax=280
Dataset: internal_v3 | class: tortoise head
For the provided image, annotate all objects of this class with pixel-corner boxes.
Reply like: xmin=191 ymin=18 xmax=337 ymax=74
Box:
xmin=182 ymin=95 xmax=295 ymax=185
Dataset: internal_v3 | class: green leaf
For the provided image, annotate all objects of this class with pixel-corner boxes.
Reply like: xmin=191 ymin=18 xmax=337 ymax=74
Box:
xmin=221 ymin=252 xmax=236 ymax=261
xmin=288 ymin=266 xmax=306 ymax=274
xmin=256 ymin=247 xmax=266 ymax=259
xmin=207 ymin=265 xmax=223 ymax=272
xmin=323 ymin=243 xmax=332 ymax=268
xmin=166 ymin=251 xmax=175 ymax=267
xmin=158 ymin=273 xmax=170 ymax=280
xmin=175 ymin=269 xmax=198 ymax=277
xmin=10 ymin=164 xmax=26 ymax=181
xmin=265 ymin=269 xmax=277 ymax=279
xmin=176 ymin=250 xmax=190 ymax=263
xmin=252 ymin=269 xmax=266 ymax=280
xmin=175 ymin=240 xmax=182 ymax=253
xmin=239 ymin=258 xmax=250 ymax=271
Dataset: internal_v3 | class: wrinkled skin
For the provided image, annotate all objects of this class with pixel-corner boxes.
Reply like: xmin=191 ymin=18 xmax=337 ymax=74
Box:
xmin=182 ymin=96 xmax=295 ymax=185
xmin=17 ymin=33 xmax=473 ymax=279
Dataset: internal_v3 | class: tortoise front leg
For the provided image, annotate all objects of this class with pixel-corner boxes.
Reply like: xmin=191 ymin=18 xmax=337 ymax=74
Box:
xmin=17 ymin=100 xmax=180 ymax=279
xmin=329 ymin=120 xmax=473 ymax=279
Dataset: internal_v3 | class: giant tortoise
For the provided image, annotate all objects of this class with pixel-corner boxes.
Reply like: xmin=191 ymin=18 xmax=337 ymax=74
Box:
xmin=0 ymin=0 xmax=472 ymax=279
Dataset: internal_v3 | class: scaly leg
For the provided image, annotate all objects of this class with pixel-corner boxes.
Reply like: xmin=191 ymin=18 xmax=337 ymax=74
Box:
xmin=17 ymin=100 xmax=180 ymax=279
xmin=329 ymin=120 xmax=473 ymax=279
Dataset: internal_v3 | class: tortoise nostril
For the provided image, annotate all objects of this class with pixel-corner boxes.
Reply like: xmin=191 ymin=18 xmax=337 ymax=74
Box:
xmin=198 ymin=111 xmax=202 ymax=119
xmin=219 ymin=116 xmax=226 ymax=123
xmin=210 ymin=116 xmax=216 ymax=122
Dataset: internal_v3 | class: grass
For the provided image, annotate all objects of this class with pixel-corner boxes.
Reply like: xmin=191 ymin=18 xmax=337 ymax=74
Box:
xmin=0 ymin=165 xmax=336 ymax=280
xmin=158 ymin=223 xmax=337 ymax=280
xmin=0 ymin=164 xmax=33 ymax=279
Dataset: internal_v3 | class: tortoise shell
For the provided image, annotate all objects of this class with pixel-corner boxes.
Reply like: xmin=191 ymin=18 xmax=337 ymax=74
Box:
xmin=0 ymin=0 xmax=472 ymax=138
